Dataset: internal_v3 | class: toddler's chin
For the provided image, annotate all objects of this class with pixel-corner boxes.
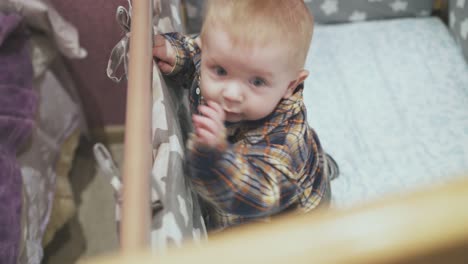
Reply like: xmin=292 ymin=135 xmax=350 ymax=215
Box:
xmin=225 ymin=113 xmax=242 ymax=123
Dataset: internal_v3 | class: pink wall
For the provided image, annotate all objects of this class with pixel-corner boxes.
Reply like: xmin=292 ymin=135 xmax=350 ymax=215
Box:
xmin=50 ymin=0 xmax=129 ymax=128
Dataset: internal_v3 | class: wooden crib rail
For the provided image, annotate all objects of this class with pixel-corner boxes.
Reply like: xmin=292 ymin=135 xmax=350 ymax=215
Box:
xmin=80 ymin=176 xmax=468 ymax=264
xmin=120 ymin=0 xmax=153 ymax=251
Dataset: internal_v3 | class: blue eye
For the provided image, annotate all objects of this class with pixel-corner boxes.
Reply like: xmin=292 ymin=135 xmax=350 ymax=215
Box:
xmin=251 ymin=77 xmax=266 ymax=87
xmin=214 ymin=66 xmax=227 ymax=76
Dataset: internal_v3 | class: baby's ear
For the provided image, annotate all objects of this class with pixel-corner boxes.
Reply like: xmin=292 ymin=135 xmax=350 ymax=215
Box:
xmin=284 ymin=70 xmax=309 ymax=99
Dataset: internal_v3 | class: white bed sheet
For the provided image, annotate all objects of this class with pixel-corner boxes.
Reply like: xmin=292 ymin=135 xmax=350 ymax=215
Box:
xmin=304 ymin=17 xmax=468 ymax=208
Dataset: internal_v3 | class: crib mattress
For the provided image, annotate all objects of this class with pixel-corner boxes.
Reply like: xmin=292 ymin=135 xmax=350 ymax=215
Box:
xmin=303 ymin=17 xmax=468 ymax=208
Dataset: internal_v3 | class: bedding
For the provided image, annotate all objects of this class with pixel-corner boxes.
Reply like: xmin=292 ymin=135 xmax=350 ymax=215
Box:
xmin=17 ymin=66 xmax=85 ymax=264
xmin=144 ymin=0 xmax=208 ymax=249
xmin=181 ymin=0 xmax=435 ymax=34
xmin=0 ymin=12 xmax=37 ymax=264
xmin=304 ymin=0 xmax=434 ymax=24
xmin=0 ymin=0 xmax=87 ymax=59
xmin=303 ymin=17 xmax=468 ymax=208
xmin=0 ymin=1 xmax=87 ymax=263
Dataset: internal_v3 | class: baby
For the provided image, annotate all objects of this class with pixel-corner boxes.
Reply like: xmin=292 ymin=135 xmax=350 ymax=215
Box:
xmin=153 ymin=0 xmax=338 ymax=232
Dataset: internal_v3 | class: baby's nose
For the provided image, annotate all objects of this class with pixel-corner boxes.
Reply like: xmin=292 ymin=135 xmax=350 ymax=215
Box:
xmin=222 ymin=84 xmax=243 ymax=103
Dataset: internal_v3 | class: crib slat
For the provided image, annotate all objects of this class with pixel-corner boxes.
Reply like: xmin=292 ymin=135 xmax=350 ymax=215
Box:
xmin=120 ymin=0 xmax=153 ymax=252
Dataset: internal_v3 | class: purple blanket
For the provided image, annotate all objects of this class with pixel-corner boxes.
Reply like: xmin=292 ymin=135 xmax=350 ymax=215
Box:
xmin=0 ymin=13 xmax=37 ymax=263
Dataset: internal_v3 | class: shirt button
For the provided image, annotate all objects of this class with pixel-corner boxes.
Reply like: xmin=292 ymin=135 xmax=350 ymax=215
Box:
xmin=196 ymin=87 xmax=200 ymax=95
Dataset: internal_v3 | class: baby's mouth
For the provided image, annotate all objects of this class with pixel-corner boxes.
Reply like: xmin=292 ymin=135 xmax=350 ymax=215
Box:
xmin=221 ymin=99 xmax=241 ymax=120
xmin=224 ymin=109 xmax=238 ymax=114
xmin=223 ymin=106 xmax=240 ymax=114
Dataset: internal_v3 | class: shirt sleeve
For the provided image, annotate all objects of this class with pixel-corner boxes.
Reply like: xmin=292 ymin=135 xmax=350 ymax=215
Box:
xmin=160 ymin=32 xmax=200 ymax=88
xmin=187 ymin=140 xmax=301 ymax=218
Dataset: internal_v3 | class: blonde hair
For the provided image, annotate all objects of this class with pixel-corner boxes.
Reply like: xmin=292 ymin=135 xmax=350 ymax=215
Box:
xmin=200 ymin=0 xmax=314 ymax=69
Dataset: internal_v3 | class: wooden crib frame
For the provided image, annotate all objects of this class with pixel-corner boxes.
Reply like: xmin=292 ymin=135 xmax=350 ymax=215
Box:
xmin=82 ymin=0 xmax=468 ymax=262
xmin=83 ymin=175 xmax=468 ymax=264
xmin=118 ymin=0 xmax=153 ymax=251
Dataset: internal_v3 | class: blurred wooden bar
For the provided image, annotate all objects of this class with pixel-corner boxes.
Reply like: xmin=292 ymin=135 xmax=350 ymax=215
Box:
xmin=120 ymin=0 xmax=153 ymax=252
xmin=433 ymin=0 xmax=448 ymax=11
xmin=80 ymin=176 xmax=468 ymax=264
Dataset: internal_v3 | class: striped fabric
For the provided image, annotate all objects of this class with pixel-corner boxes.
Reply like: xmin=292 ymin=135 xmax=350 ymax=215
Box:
xmin=162 ymin=33 xmax=333 ymax=231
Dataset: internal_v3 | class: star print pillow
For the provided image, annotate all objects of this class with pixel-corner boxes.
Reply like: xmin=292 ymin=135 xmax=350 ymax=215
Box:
xmin=304 ymin=0 xmax=434 ymax=24
xmin=449 ymin=0 xmax=468 ymax=63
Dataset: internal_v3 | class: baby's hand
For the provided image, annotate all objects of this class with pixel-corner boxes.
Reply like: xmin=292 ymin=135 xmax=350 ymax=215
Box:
xmin=192 ymin=101 xmax=227 ymax=151
xmin=152 ymin=34 xmax=176 ymax=74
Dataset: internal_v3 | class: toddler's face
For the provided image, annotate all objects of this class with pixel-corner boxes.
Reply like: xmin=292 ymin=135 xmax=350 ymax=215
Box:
xmin=200 ymin=26 xmax=300 ymax=123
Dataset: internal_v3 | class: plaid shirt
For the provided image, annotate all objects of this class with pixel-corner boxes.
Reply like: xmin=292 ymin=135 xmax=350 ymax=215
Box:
xmin=162 ymin=33 xmax=330 ymax=231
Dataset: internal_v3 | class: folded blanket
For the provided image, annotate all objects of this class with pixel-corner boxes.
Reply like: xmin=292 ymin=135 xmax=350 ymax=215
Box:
xmin=0 ymin=12 xmax=37 ymax=264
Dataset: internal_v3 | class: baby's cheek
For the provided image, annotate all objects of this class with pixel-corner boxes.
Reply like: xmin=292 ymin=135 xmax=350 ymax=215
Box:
xmin=200 ymin=80 xmax=221 ymax=103
xmin=249 ymin=97 xmax=276 ymax=119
